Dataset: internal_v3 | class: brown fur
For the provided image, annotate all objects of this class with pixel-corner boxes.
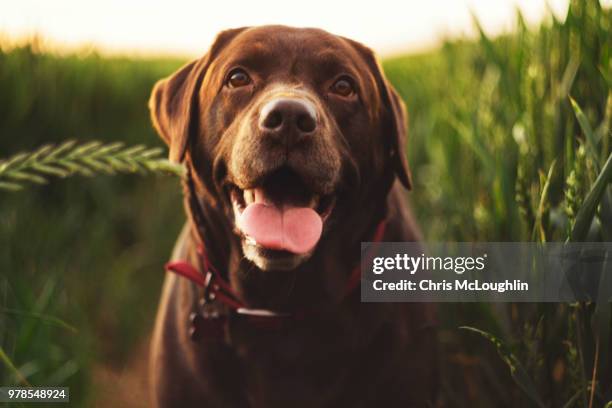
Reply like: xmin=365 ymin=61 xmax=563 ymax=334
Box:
xmin=149 ymin=25 xmax=438 ymax=407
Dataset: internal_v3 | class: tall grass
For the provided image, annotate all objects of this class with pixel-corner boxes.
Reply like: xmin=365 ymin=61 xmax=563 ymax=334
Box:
xmin=0 ymin=1 xmax=610 ymax=406
xmin=384 ymin=1 xmax=611 ymax=406
xmin=0 ymin=45 xmax=186 ymax=406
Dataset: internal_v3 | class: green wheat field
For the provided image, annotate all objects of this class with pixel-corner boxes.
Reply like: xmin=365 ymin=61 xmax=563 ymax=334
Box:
xmin=1 ymin=1 xmax=610 ymax=406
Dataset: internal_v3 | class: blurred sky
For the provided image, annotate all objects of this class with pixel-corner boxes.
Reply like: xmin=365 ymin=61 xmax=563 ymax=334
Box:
xmin=1 ymin=0 xmax=607 ymax=56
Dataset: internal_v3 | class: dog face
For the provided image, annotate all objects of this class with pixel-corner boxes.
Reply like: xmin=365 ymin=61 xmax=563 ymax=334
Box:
xmin=150 ymin=26 xmax=411 ymax=271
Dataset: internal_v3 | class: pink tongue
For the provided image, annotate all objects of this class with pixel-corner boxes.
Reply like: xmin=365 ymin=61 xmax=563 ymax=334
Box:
xmin=238 ymin=200 xmax=323 ymax=254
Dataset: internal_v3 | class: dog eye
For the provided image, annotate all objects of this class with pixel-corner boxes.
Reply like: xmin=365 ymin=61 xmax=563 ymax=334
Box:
xmin=226 ymin=69 xmax=251 ymax=88
xmin=330 ymin=76 xmax=355 ymax=97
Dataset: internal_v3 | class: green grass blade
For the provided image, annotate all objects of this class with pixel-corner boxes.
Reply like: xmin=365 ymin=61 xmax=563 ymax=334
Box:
xmin=0 ymin=346 xmax=31 ymax=386
xmin=448 ymin=117 xmax=496 ymax=177
xmin=599 ymin=65 xmax=611 ymax=89
xmin=597 ymin=92 xmax=611 ymax=164
xmin=460 ymin=326 xmax=545 ymax=408
xmin=532 ymin=160 xmax=557 ymax=242
xmin=570 ymin=96 xmax=601 ymax=167
xmin=559 ymin=56 xmax=580 ymax=100
xmin=471 ymin=12 xmax=503 ymax=70
xmin=0 ymin=308 xmax=78 ymax=334
xmin=569 ymin=153 xmax=612 ymax=242
xmin=562 ymin=387 xmax=587 ymax=408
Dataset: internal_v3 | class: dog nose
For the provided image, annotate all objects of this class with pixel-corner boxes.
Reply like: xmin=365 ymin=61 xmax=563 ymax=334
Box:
xmin=259 ymin=98 xmax=317 ymax=140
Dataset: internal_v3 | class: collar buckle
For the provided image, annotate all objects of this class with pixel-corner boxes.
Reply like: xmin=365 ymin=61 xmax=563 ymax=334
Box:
xmin=189 ymin=310 xmax=226 ymax=342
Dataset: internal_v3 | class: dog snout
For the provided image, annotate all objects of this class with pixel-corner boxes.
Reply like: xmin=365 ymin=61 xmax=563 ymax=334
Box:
xmin=259 ymin=98 xmax=318 ymax=145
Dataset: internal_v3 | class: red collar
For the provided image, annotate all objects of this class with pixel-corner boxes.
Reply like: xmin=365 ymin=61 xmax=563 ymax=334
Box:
xmin=165 ymin=221 xmax=386 ymax=341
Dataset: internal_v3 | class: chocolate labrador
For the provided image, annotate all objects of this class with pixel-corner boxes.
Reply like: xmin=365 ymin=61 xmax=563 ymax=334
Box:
xmin=149 ymin=25 xmax=437 ymax=407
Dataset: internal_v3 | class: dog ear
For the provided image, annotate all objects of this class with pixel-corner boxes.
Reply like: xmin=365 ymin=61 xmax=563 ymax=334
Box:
xmin=383 ymin=82 xmax=412 ymax=189
xmin=149 ymin=59 xmax=203 ymax=162
xmin=149 ymin=28 xmax=248 ymax=163
xmin=344 ymin=39 xmax=413 ymax=190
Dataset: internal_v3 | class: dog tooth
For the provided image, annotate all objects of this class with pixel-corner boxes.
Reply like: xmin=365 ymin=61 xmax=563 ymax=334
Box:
xmin=309 ymin=195 xmax=320 ymax=208
xmin=243 ymin=189 xmax=254 ymax=205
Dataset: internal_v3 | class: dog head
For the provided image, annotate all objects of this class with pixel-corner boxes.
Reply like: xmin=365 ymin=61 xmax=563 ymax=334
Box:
xmin=150 ymin=26 xmax=411 ymax=272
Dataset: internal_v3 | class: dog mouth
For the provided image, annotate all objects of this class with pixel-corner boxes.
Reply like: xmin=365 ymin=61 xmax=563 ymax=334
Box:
xmin=228 ymin=167 xmax=336 ymax=256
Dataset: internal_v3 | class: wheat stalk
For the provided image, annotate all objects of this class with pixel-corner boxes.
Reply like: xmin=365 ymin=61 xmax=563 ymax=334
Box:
xmin=0 ymin=140 xmax=184 ymax=192
xmin=564 ymin=144 xmax=588 ymax=227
